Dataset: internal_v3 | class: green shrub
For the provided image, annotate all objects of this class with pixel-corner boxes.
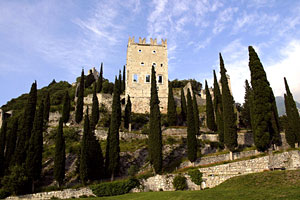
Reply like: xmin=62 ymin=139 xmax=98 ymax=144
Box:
xmin=173 ymin=175 xmax=187 ymax=191
xmin=188 ymin=169 xmax=203 ymax=185
xmin=0 ymin=188 xmax=10 ymax=199
xmin=90 ymin=178 xmax=140 ymax=197
xmin=128 ymin=165 xmax=139 ymax=177
xmin=131 ymin=113 xmax=149 ymax=130
xmin=164 ymin=136 xmax=177 ymax=145
xmin=99 ymin=113 xmax=111 ymax=128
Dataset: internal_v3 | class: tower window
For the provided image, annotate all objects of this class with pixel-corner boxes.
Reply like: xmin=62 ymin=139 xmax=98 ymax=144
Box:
xmin=138 ymin=49 xmax=142 ymax=52
xmin=158 ymin=75 xmax=163 ymax=84
xmin=133 ymin=74 xmax=138 ymax=82
xmin=152 ymin=50 xmax=156 ymax=54
xmin=152 ymin=63 xmax=156 ymax=67
xmin=145 ymin=75 xmax=150 ymax=83
xmin=161 ymin=63 xmax=163 ymax=67
xmin=141 ymin=62 xmax=145 ymax=66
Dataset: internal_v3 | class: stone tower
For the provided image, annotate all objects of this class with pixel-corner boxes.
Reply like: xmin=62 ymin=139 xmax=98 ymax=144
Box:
xmin=125 ymin=37 xmax=168 ymax=113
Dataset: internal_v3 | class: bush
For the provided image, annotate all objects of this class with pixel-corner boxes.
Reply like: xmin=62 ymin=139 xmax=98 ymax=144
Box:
xmin=90 ymin=178 xmax=140 ymax=197
xmin=131 ymin=113 xmax=149 ymax=130
xmin=128 ymin=165 xmax=139 ymax=177
xmin=0 ymin=188 xmax=10 ymax=199
xmin=173 ymin=175 xmax=187 ymax=190
xmin=99 ymin=113 xmax=111 ymax=128
xmin=188 ymin=169 xmax=203 ymax=185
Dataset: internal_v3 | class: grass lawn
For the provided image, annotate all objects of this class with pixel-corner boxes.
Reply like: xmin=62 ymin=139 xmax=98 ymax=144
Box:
xmin=75 ymin=169 xmax=300 ymax=200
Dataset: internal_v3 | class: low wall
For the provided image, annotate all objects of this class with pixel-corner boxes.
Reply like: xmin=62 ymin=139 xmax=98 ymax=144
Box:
xmin=94 ymin=129 xmax=147 ymax=141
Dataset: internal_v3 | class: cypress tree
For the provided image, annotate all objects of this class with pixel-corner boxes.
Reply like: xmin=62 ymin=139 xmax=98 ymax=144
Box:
xmin=80 ymin=107 xmax=89 ymax=185
xmin=62 ymin=91 xmax=70 ymax=124
xmin=104 ymin=127 xmax=110 ymax=176
xmin=25 ymin=101 xmax=44 ymax=192
xmin=119 ymin=70 xmax=122 ymax=94
xmin=213 ymin=70 xmax=224 ymax=144
xmin=167 ymin=83 xmax=177 ymax=126
xmin=124 ymin=95 xmax=132 ymax=129
xmin=284 ymin=77 xmax=300 ymax=147
xmin=14 ymin=81 xmax=37 ymax=165
xmin=187 ymin=89 xmax=197 ymax=162
xmin=205 ymin=80 xmax=217 ymax=131
xmin=43 ymin=91 xmax=50 ymax=124
xmin=54 ymin=119 xmax=65 ymax=188
xmin=241 ymin=80 xmax=252 ymax=129
xmin=193 ymin=93 xmax=200 ymax=136
xmin=270 ymin=90 xmax=282 ymax=147
xmin=220 ymin=53 xmax=237 ymax=152
xmin=248 ymin=46 xmax=280 ymax=151
xmin=122 ymin=65 xmax=126 ymax=93
xmin=148 ymin=66 xmax=162 ymax=174
xmin=180 ymin=88 xmax=187 ymax=124
xmin=97 ymin=63 xmax=103 ymax=93
xmin=108 ymin=77 xmax=121 ymax=180
xmin=91 ymin=83 xmax=99 ymax=129
xmin=5 ymin=118 xmax=18 ymax=170
xmin=75 ymin=69 xmax=84 ymax=123
xmin=0 ymin=119 xmax=7 ymax=177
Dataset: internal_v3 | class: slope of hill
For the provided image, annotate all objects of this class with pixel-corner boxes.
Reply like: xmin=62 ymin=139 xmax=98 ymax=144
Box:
xmin=276 ymin=96 xmax=300 ymax=116
xmin=84 ymin=169 xmax=300 ymax=200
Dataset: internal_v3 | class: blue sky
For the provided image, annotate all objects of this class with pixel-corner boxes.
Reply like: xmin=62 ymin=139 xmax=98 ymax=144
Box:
xmin=1 ymin=0 xmax=300 ymax=106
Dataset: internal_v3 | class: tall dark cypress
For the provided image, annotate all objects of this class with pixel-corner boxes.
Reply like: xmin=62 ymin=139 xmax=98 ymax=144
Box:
xmin=248 ymin=46 xmax=279 ymax=152
xmin=97 ymin=63 xmax=103 ymax=93
xmin=241 ymin=80 xmax=252 ymax=129
xmin=43 ymin=91 xmax=50 ymax=124
xmin=91 ymin=83 xmax=99 ymax=129
xmin=122 ymin=65 xmax=126 ymax=93
xmin=54 ymin=119 xmax=65 ymax=187
xmin=124 ymin=95 xmax=132 ymax=129
xmin=187 ymin=89 xmax=197 ymax=162
xmin=5 ymin=118 xmax=18 ymax=170
xmin=205 ymin=80 xmax=217 ymax=131
xmin=108 ymin=77 xmax=121 ymax=180
xmin=26 ymin=101 xmax=44 ymax=192
xmin=167 ymin=83 xmax=177 ymax=126
xmin=104 ymin=127 xmax=110 ymax=176
xmin=149 ymin=66 xmax=162 ymax=174
xmin=62 ymin=91 xmax=71 ymax=123
xmin=119 ymin=70 xmax=122 ymax=94
xmin=220 ymin=53 xmax=237 ymax=152
xmin=14 ymin=81 xmax=37 ymax=165
xmin=0 ymin=119 xmax=7 ymax=177
xmin=284 ymin=77 xmax=300 ymax=147
xmin=193 ymin=93 xmax=200 ymax=136
xmin=180 ymin=88 xmax=187 ymax=124
xmin=213 ymin=70 xmax=224 ymax=144
xmin=75 ymin=69 xmax=84 ymax=123
xmin=270 ymin=90 xmax=282 ymax=147
xmin=80 ymin=107 xmax=89 ymax=185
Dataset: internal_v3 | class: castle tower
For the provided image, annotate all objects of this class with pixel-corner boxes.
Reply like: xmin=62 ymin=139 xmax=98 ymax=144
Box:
xmin=125 ymin=37 xmax=168 ymax=113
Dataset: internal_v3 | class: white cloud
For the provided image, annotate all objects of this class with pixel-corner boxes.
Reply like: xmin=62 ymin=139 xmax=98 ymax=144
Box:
xmin=213 ymin=7 xmax=238 ymax=34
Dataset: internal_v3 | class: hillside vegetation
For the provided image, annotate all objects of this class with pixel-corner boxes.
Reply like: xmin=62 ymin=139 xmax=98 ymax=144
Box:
xmin=79 ymin=170 xmax=300 ymax=200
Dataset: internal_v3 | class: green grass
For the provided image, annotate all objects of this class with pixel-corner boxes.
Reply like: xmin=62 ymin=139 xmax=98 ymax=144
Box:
xmin=72 ymin=169 xmax=300 ymax=200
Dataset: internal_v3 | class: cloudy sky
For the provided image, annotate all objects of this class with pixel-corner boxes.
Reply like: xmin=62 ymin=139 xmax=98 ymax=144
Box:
xmin=1 ymin=0 xmax=300 ymax=106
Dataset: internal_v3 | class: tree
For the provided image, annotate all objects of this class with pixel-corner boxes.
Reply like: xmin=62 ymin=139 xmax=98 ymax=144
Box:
xmin=220 ymin=53 xmax=237 ymax=152
xmin=108 ymin=77 xmax=121 ymax=180
xmin=97 ymin=63 xmax=103 ymax=93
xmin=91 ymin=83 xmax=99 ymax=129
xmin=54 ymin=119 xmax=65 ymax=187
xmin=4 ymin=118 xmax=18 ymax=170
xmin=104 ymin=127 xmax=110 ymax=176
xmin=124 ymin=95 xmax=132 ymax=129
xmin=25 ymin=101 xmax=44 ymax=192
xmin=241 ymin=80 xmax=252 ymax=129
xmin=80 ymin=108 xmax=89 ymax=185
xmin=0 ymin=119 xmax=7 ymax=177
xmin=148 ymin=66 xmax=162 ymax=174
xmin=205 ymin=80 xmax=217 ymax=131
xmin=122 ymin=65 xmax=126 ymax=93
xmin=119 ymin=70 xmax=122 ymax=94
xmin=180 ymin=88 xmax=187 ymax=124
xmin=284 ymin=77 xmax=300 ymax=147
xmin=167 ymin=82 xmax=177 ymax=126
xmin=213 ymin=70 xmax=224 ymax=144
xmin=14 ymin=81 xmax=37 ymax=165
xmin=193 ymin=93 xmax=200 ymax=136
xmin=62 ymin=91 xmax=70 ymax=123
xmin=248 ymin=46 xmax=280 ymax=151
xmin=75 ymin=69 xmax=84 ymax=123
xmin=43 ymin=91 xmax=50 ymax=124
xmin=187 ymin=89 xmax=197 ymax=162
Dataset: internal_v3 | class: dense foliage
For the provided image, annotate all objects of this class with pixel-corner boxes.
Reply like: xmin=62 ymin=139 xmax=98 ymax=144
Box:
xmin=173 ymin=175 xmax=187 ymax=191
xmin=75 ymin=70 xmax=85 ymax=123
xmin=213 ymin=70 xmax=224 ymax=145
xmin=188 ymin=169 xmax=203 ymax=186
xmin=54 ymin=119 xmax=65 ymax=187
xmin=205 ymin=80 xmax=217 ymax=131
xmin=124 ymin=95 xmax=132 ymax=129
xmin=167 ymin=83 xmax=177 ymax=126
xmin=187 ymin=89 xmax=197 ymax=162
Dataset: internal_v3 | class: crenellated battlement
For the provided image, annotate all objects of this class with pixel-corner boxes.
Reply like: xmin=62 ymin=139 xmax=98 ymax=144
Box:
xmin=128 ymin=36 xmax=167 ymax=47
